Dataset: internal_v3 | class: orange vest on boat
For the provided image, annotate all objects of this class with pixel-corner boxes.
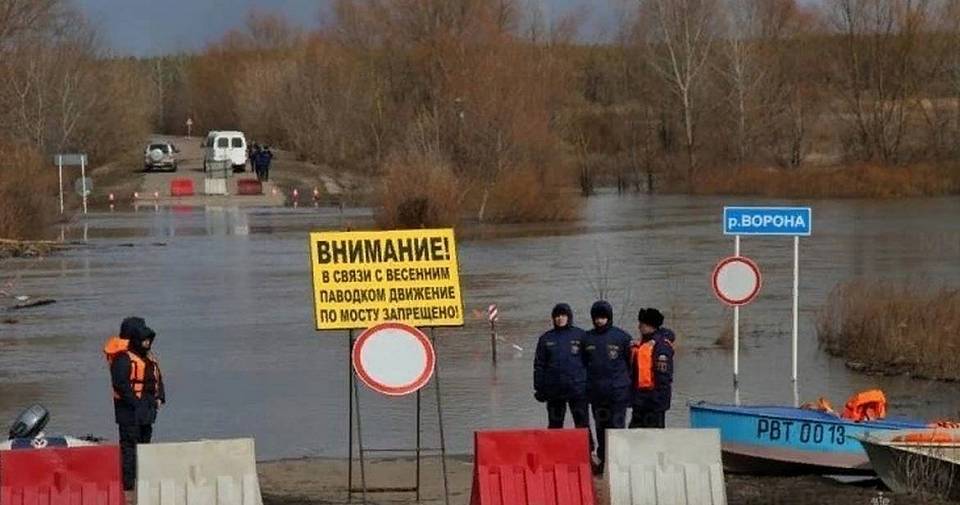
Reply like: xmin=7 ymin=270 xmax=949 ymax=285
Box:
xmin=841 ymin=389 xmax=887 ymax=422
xmin=103 ymin=336 xmax=159 ymax=400
xmin=801 ymin=397 xmax=836 ymax=415
xmin=632 ymin=339 xmax=673 ymax=391
xmin=893 ymin=430 xmax=960 ymax=443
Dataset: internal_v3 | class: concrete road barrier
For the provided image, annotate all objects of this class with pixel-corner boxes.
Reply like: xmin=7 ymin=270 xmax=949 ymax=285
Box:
xmin=204 ymin=179 xmax=227 ymax=196
xmin=136 ymin=438 xmax=262 ymax=505
xmin=470 ymin=429 xmax=594 ymax=505
xmin=235 ymin=179 xmax=262 ymax=196
xmin=607 ymin=429 xmax=726 ymax=505
xmin=0 ymin=445 xmax=123 ymax=505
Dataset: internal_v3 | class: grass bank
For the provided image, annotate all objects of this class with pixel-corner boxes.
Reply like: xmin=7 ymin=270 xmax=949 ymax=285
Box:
xmin=689 ymin=163 xmax=960 ymax=198
xmin=817 ymin=280 xmax=960 ymax=380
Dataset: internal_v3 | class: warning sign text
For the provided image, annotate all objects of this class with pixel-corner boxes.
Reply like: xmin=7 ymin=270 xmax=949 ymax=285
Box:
xmin=310 ymin=229 xmax=464 ymax=330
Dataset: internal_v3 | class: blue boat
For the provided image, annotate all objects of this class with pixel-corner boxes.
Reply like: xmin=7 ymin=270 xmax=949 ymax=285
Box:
xmin=689 ymin=401 xmax=929 ymax=475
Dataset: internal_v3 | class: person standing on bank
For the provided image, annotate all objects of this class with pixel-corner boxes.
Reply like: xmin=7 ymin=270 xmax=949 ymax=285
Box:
xmin=582 ymin=300 xmax=632 ymax=475
xmin=104 ymin=317 xmax=166 ymax=491
xmin=630 ymin=308 xmax=675 ymax=429
xmin=260 ymin=145 xmax=274 ymax=182
xmin=533 ymin=304 xmax=592 ymax=442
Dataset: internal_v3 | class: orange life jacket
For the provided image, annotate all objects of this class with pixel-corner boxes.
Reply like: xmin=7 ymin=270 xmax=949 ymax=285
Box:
xmin=841 ymin=389 xmax=887 ymax=422
xmin=928 ymin=421 xmax=960 ymax=429
xmin=632 ymin=338 xmax=673 ymax=391
xmin=893 ymin=430 xmax=960 ymax=444
xmin=801 ymin=397 xmax=837 ymax=415
xmin=103 ymin=336 xmax=160 ymax=400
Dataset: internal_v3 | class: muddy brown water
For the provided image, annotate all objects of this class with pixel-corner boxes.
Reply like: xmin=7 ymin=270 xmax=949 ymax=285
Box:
xmin=1 ymin=195 xmax=959 ymax=460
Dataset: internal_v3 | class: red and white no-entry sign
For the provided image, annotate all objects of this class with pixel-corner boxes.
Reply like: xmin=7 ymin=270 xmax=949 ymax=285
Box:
xmin=712 ymin=256 xmax=762 ymax=306
xmin=352 ymin=322 xmax=436 ymax=396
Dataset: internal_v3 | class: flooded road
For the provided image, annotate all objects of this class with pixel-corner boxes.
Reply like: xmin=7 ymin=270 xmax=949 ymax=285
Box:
xmin=1 ymin=195 xmax=959 ymax=460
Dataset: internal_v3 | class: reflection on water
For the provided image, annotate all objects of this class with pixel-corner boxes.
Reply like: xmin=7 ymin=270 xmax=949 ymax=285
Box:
xmin=1 ymin=195 xmax=959 ymax=459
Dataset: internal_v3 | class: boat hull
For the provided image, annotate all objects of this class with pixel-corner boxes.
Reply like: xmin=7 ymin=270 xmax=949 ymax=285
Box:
xmin=859 ymin=430 xmax=960 ymax=499
xmin=690 ymin=402 xmax=928 ymax=475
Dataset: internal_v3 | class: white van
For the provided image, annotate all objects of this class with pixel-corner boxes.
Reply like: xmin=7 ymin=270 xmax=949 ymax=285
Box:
xmin=203 ymin=131 xmax=247 ymax=173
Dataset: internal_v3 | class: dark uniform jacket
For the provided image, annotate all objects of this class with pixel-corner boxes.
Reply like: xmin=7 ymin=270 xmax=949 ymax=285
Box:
xmin=582 ymin=302 xmax=632 ymax=405
xmin=534 ymin=304 xmax=588 ymax=401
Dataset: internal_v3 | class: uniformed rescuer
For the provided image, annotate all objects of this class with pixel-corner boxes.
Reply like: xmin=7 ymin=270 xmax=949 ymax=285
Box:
xmin=103 ymin=317 xmax=166 ymax=491
xmin=533 ymin=303 xmax=593 ymax=445
xmin=582 ymin=300 xmax=632 ymax=475
xmin=629 ymin=308 xmax=675 ymax=429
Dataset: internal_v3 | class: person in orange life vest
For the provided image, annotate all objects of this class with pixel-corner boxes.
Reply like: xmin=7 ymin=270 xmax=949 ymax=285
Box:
xmin=105 ymin=317 xmax=166 ymax=491
xmin=629 ymin=308 xmax=674 ymax=429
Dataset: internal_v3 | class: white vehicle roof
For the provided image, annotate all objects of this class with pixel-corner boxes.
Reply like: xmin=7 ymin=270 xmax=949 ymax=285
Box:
xmin=210 ymin=131 xmax=245 ymax=137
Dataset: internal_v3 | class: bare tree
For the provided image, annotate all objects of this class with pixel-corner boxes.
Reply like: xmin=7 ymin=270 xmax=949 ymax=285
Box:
xmin=829 ymin=0 xmax=932 ymax=164
xmin=637 ymin=0 xmax=719 ymax=186
xmin=0 ymin=0 xmax=62 ymax=50
xmin=721 ymin=0 xmax=775 ymax=164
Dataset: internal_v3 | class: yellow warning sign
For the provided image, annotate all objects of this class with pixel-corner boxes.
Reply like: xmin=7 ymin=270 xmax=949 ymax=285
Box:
xmin=310 ymin=229 xmax=464 ymax=330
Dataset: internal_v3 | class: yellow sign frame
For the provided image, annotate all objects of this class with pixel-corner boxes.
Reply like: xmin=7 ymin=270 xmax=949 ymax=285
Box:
xmin=309 ymin=229 xmax=464 ymax=330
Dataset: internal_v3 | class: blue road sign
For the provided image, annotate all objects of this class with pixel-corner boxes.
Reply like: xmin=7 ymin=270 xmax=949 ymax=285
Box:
xmin=724 ymin=206 xmax=812 ymax=236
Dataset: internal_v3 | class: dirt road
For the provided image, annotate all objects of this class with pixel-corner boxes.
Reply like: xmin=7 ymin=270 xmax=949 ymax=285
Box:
xmin=135 ymin=135 xmax=283 ymax=207
xmin=90 ymin=135 xmax=370 ymax=208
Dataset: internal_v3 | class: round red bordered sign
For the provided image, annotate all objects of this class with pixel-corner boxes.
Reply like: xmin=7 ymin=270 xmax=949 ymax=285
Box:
xmin=712 ymin=256 xmax=762 ymax=306
xmin=352 ymin=322 xmax=436 ymax=396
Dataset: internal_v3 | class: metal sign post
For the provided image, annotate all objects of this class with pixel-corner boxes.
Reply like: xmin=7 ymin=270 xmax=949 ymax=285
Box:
xmin=57 ymin=156 xmax=64 ymax=214
xmin=53 ymin=154 xmax=88 ymax=215
xmin=792 ymin=235 xmax=800 ymax=408
xmin=734 ymin=236 xmax=740 ymax=405
xmin=80 ymin=156 xmax=87 ymax=214
xmin=488 ymin=304 xmax=498 ymax=363
xmin=723 ymin=206 xmax=812 ymax=407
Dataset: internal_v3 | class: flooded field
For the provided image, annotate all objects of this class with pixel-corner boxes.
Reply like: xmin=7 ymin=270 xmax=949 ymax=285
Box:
xmin=1 ymin=195 xmax=958 ymax=460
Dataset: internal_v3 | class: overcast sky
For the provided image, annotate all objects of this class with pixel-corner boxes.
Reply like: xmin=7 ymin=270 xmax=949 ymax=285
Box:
xmin=74 ymin=0 xmax=605 ymax=56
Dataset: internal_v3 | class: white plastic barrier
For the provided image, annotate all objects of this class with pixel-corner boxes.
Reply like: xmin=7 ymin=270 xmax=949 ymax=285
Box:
xmin=204 ymin=178 xmax=227 ymax=196
xmin=136 ymin=438 xmax=262 ymax=505
xmin=607 ymin=429 xmax=726 ymax=505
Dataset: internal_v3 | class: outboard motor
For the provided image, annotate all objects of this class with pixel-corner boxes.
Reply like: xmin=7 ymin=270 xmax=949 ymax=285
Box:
xmin=8 ymin=404 xmax=49 ymax=440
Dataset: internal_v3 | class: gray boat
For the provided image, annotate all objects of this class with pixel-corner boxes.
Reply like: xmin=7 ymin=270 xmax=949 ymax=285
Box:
xmin=858 ymin=428 xmax=960 ymax=500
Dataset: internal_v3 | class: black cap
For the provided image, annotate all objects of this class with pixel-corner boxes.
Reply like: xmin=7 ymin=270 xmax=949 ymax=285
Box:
xmin=638 ymin=308 xmax=664 ymax=328
xmin=590 ymin=301 xmax=613 ymax=321
xmin=119 ymin=317 xmax=145 ymax=339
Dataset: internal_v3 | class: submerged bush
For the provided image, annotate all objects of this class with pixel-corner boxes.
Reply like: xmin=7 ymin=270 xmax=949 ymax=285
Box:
xmin=482 ymin=165 xmax=582 ymax=224
xmin=374 ymin=151 xmax=463 ymax=229
xmin=818 ymin=280 xmax=960 ymax=380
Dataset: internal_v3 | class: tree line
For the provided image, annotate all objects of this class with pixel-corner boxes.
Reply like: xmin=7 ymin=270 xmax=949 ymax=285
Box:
xmin=151 ymin=0 xmax=960 ymax=203
xmin=3 ymin=0 xmax=960 ymax=235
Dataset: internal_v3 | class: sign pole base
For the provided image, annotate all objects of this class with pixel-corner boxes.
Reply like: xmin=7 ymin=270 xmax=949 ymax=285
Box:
xmin=347 ymin=324 xmax=442 ymax=502
xmin=431 ymin=327 xmax=451 ymax=505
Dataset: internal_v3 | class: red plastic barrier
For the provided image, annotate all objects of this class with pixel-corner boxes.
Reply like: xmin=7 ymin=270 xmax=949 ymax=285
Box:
xmin=470 ymin=429 xmax=594 ymax=505
xmin=170 ymin=178 xmax=195 ymax=197
xmin=0 ymin=445 xmax=123 ymax=505
xmin=236 ymin=179 xmax=263 ymax=195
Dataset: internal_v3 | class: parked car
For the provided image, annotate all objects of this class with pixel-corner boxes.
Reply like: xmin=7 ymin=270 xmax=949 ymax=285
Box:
xmin=202 ymin=131 xmax=247 ymax=173
xmin=143 ymin=142 xmax=178 ymax=172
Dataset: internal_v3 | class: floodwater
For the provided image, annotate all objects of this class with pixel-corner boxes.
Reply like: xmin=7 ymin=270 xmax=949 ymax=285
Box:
xmin=1 ymin=195 xmax=958 ymax=460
